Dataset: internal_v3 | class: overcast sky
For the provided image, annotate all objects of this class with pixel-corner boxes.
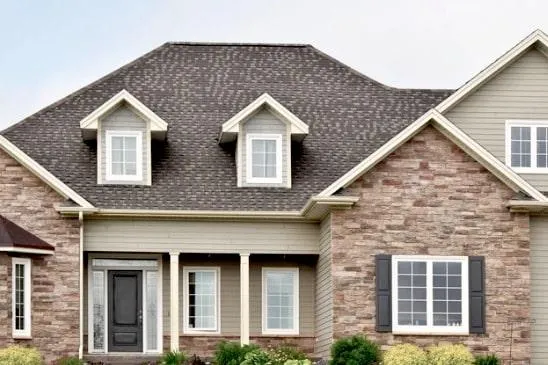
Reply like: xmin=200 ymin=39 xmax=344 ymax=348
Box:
xmin=1 ymin=0 xmax=548 ymax=129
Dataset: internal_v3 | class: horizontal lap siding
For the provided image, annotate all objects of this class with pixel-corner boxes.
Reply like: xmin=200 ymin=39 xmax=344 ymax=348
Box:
xmin=531 ymin=216 xmax=548 ymax=364
xmin=84 ymin=219 xmax=319 ymax=254
xmin=446 ymin=48 xmax=548 ymax=191
xmin=314 ymin=214 xmax=333 ymax=357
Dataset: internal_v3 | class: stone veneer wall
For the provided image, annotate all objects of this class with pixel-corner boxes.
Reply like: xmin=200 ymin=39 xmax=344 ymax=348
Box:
xmin=330 ymin=126 xmax=531 ymax=364
xmin=0 ymin=149 xmax=80 ymax=363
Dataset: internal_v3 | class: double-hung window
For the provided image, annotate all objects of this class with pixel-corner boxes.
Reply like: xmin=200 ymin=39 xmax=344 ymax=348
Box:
xmin=246 ymin=134 xmax=282 ymax=184
xmin=183 ymin=267 xmax=220 ymax=333
xmin=262 ymin=268 xmax=299 ymax=335
xmin=506 ymin=121 xmax=548 ymax=172
xmin=392 ymin=256 xmax=468 ymax=335
xmin=106 ymin=130 xmax=142 ymax=181
xmin=12 ymin=258 xmax=31 ymax=338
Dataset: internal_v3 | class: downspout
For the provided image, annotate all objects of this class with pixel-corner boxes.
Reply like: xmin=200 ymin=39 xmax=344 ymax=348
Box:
xmin=78 ymin=211 xmax=84 ymax=359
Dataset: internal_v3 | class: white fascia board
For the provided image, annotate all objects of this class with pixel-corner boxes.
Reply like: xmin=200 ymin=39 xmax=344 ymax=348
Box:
xmin=437 ymin=29 xmax=548 ymax=113
xmin=0 ymin=135 xmax=95 ymax=208
xmin=220 ymin=93 xmax=308 ymax=142
xmin=0 ymin=247 xmax=54 ymax=255
xmin=79 ymin=89 xmax=168 ymax=132
xmin=317 ymin=109 xmax=548 ymax=202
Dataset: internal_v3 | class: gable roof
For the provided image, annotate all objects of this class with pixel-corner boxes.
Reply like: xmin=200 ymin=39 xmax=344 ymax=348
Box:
xmin=437 ymin=29 xmax=548 ymax=113
xmin=219 ymin=93 xmax=309 ymax=143
xmin=0 ymin=215 xmax=55 ymax=255
xmin=317 ymin=109 xmax=548 ymax=201
xmin=1 ymin=43 xmax=452 ymax=211
xmin=80 ymin=89 xmax=168 ymax=140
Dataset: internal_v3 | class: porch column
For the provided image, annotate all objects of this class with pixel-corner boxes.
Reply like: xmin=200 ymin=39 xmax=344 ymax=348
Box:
xmin=240 ymin=253 xmax=250 ymax=345
xmin=170 ymin=252 xmax=180 ymax=351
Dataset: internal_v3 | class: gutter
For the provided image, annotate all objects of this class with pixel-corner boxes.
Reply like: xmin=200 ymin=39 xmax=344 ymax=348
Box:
xmin=78 ymin=211 xmax=84 ymax=359
xmin=507 ymin=200 xmax=548 ymax=213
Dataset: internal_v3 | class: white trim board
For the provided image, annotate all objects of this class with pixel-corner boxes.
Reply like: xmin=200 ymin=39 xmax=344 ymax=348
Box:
xmin=80 ymin=90 xmax=168 ymax=133
xmin=0 ymin=247 xmax=54 ymax=255
xmin=0 ymin=135 xmax=94 ymax=208
xmin=437 ymin=29 xmax=548 ymax=114
xmin=219 ymin=93 xmax=309 ymax=143
xmin=317 ymin=109 xmax=548 ymax=202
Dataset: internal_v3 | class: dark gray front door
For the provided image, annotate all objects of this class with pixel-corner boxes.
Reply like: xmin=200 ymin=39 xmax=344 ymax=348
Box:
xmin=108 ymin=270 xmax=143 ymax=352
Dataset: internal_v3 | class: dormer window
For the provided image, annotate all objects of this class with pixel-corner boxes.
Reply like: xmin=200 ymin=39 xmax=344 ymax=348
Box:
xmin=506 ymin=120 xmax=548 ymax=172
xmin=247 ymin=134 xmax=282 ymax=184
xmin=106 ymin=131 xmax=142 ymax=181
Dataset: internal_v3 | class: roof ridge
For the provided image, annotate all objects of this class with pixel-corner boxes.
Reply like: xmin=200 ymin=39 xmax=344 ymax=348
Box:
xmin=1 ymin=42 xmax=171 ymax=135
xmin=167 ymin=41 xmax=310 ymax=47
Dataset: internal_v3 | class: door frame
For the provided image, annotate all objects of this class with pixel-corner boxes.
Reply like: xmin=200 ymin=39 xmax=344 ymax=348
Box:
xmin=87 ymin=254 xmax=163 ymax=354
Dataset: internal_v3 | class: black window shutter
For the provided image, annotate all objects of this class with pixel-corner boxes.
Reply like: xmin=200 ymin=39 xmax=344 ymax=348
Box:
xmin=375 ymin=254 xmax=392 ymax=332
xmin=469 ymin=256 xmax=486 ymax=334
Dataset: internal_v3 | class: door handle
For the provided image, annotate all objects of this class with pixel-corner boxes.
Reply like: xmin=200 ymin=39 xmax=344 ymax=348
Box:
xmin=138 ymin=310 xmax=143 ymax=325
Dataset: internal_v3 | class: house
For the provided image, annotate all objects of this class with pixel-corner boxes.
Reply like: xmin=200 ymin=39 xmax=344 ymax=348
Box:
xmin=4 ymin=29 xmax=548 ymax=364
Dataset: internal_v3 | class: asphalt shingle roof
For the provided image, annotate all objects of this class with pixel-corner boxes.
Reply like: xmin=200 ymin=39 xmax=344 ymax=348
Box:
xmin=2 ymin=43 xmax=453 ymax=211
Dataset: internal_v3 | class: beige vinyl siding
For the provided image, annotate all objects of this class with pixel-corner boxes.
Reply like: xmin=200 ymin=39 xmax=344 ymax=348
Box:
xmin=100 ymin=103 xmax=149 ymax=185
xmin=531 ymin=216 xmax=548 ymax=364
xmin=84 ymin=219 xmax=319 ymax=254
xmin=315 ymin=214 xmax=333 ymax=357
xmin=445 ymin=48 xmax=548 ymax=190
xmin=241 ymin=108 xmax=290 ymax=188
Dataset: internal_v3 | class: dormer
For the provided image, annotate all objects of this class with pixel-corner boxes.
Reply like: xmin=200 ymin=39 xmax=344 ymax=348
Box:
xmin=79 ymin=90 xmax=168 ymax=185
xmin=219 ymin=93 xmax=309 ymax=188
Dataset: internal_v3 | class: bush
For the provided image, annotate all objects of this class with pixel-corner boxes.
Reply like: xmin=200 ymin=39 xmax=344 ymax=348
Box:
xmin=214 ymin=341 xmax=260 ymax=365
xmin=55 ymin=357 xmax=84 ymax=365
xmin=329 ymin=335 xmax=381 ymax=365
xmin=283 ymin=361 xmax=311 ymax=365
xmin=474 ymin=354 xmax=500 ymax=365
xmin=241 ymin=349 xmax=271 ymax=365
xmin=159 ymin=350 xmax=187 ymax=365
xmin=383 ymin=344 xmax=428 ymax=365
xmin=0 ymin=346 xmax=42 ymax=365
xmin=187 ymin=354 xmax=207 ymax=365
xmin=428 ymin=344 xmax=475 ymax=365
xmin=268 ymin=346 xmax=308 ymax=365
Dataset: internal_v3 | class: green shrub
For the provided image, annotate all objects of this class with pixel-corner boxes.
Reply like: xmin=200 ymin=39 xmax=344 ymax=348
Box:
xmin=474 ymin=354 xmax=500 ymax=365
xmin=55 ymin=356 xmax=84 ymax=365
xmin=241 ymin=348 xmax=271 ymax=365
xmin=383 ymin=344 xmax=428 ymax=365
xmin=329 ymin=335 xmax=381 ymax=365
xmin=268 ymin=346 xmax=308 ymax=365
xmin=0 ymin=346 xmax=42 ymax=365
xmin=283 ymin=361 xmax=311 ymax=365
xmin=214 ymin=341 xmax=259 ymax=365
xmin=159 ymin=350 xmax=187 ymax=365
xmin=428 ymin=344 xmax=475 ymax=365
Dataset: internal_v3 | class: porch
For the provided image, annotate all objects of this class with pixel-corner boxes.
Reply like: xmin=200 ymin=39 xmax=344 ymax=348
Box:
xmin=83 ymin=252 xmax=317 ymax=357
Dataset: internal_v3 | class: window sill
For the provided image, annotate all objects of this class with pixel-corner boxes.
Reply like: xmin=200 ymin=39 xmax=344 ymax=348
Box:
xmin=182 ymin=330 xmax=221 ymax=336
xmin=12 ymin=334 xmax=32 ymax=340
xmin=393 ymin=329 xmax=469 ymax=336
xmin=261 ymin=330 xmax=300 ymax=336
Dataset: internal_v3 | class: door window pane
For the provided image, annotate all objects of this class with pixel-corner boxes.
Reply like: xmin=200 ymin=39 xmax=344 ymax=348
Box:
xmin=92 ymin=271 xmax=105 ymax=351
xmin=146 ymin=271 xmax=158 ymax=351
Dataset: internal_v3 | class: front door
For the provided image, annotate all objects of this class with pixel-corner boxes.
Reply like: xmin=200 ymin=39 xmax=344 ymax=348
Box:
xmin=108 ymin=270 xmax=143 ymax=352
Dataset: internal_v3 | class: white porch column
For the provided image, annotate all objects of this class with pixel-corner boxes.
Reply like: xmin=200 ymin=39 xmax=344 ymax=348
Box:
xmin=240 ymin=253 xmax=250 ymax=345
xmin=170 ymin=252 xmax=180 ymax=351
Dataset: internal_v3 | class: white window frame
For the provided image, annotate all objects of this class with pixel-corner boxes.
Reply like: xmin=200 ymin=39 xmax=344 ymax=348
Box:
xmin=182 ymin=267 xmax=221 ymax=334
xmin=105 ymin=130 xmax=143 ymax=181
xmin=505 ymin=120 xmax=548 ymax=173
xmin=262 ymin=267 xmax=299 ymax=335
xmin=391 ymin=255 xmax=469 ymax=335
xmin=246 ymin=133 xmax=283 ymax=184
xmin=12 ymin=257 xmax=31 ymax=339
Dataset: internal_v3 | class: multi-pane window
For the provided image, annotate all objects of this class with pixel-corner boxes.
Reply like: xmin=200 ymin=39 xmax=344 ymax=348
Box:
xmin=12 ymin=258 xmax=31 ymax=338
xmin=507 ymin=122 xmax=548 ymax=171
xmin=246 ymin=134 xmax=282 ymax=183
xmin=392 ymin=256 xmax=468 ymax=335
xmin=183 ymin=268 xmax=219 ymax=332
xmin=262 ymin=268 xmax=299 ymax=334
xmin=106 ymin=131 xmax=142 ymax=180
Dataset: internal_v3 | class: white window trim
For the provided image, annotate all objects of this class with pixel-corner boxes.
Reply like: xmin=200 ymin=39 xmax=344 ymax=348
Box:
xmin=391 ymin=255 xmax=469 ymax=336
xmin=262 ymin=267 xmax=300 ymax=335
xmin=182 ymin=267 xmax=221 ymax=334
xmin=105 ymin=130 xmax=143 ymax=181
xmin=505 ymin=120 xmax=548 ymax=173
xmin=12 ymin=257 xmax=31 ymax=339
xmin=246 ymin=133 xmax=283 ymax=184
